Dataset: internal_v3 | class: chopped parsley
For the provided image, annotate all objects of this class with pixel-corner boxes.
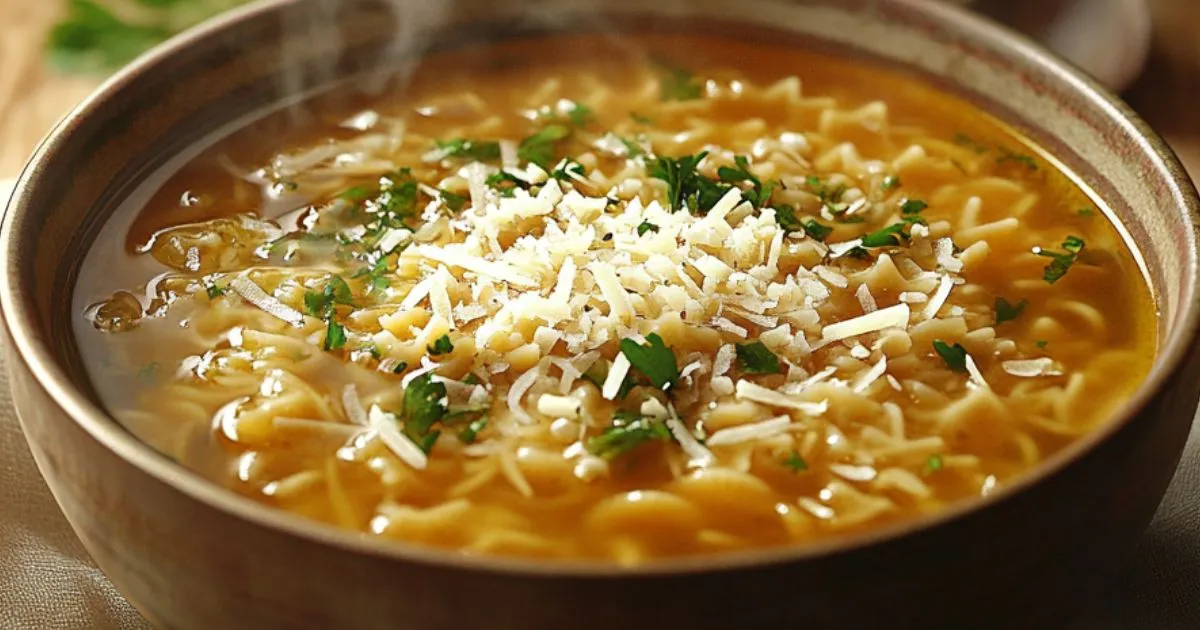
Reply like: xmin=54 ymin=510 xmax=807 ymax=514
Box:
xmin=435 ymin=138 xmax=501 ymax=162
xmin=773 ymin=205 xmax=803 ymax=233
xmin=484 ymin=171 xmax=529 ymax=197
xmin=550 ymin=158 xmax=586 ymax=182
xmin=1036 ymin=340 xmax=1049 ymax=349
xmin=631 ymin=112 xmax=654 ymax=125
xmin=303 ymin=275 xmax=354 ymax=319
xmin=391 ymin=360 xmax=409 ymax=374
xmin=881 ymin=175 xmax=902 ymax=191
xmin=649 ymin=152 xmax=729 ymax=214
xmin=619 ymin=333 xmax=679 ymax=391
xmin=204 ymin=281 xmax=225 ymax=299
xmin=717 ymin=155 xmax=777 ymax=207
xmin=901 ymin=199 xmax=929 ymax=219
xmin=932 ymin=340 xmax=969 ymax=373
xmin=657 ymin=63 xmax=704 ymax=101
xmin=402 ymin=373 xmax=449 ymax=452
xmin=586 ymin=415 xmax=672 ymax=458
xmin=47 ymin=0 xmax=182 ymax=73
xmin=352 ymin=255 xmax=393 ymax=294
xmin=1037 ymin=236 xmax=1085 ymax=284
xmin=566 ymin=103 xmax=594 ymax=127
xmin=994 ymin=297 xmax=1028 ymax=325
xmin=1077 ymin=207 xmax=1095 ymax=217
xmin=925 ymin=454 xmax=944 ymax=473
xmin=457 ymin=416 xmax=488 ymax=445
xmin=438 ymin=188 xmax=468 ymax=212
xmin=427 ymin=334 xmax=454 ymax=356
xmin=803 ymin=218 xmax=834 ymax=242
xmin=782 ymin=450 xmax=808 ymax=473
xmin=735 ymin=341 xmax=781 ymax=375
xmin=953 ymin=132 xmax=989 ymax=154
xmin=618 ymin=135 xmax=647 ymax=159
xmin=518 ymin=124 xmax=571 ymax=169
xmin=323 ymin=320 xmax=347 ymax=351
xmin=860 ymin=223 xmax=908 ymax=248
xmin=997 ymin=147 xmax=1039 ymax=171
xmin=637 ymin=221 xmax=660 ymax=236
xmin=366 ymin=170 xmax=420 ymax=228
xmin=338 ymin=186 xmax=372 ymax=202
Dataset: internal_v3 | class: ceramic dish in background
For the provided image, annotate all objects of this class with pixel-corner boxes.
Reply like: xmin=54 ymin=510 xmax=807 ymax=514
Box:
xmin=2 ymin=1 xmax=1199 ymax=629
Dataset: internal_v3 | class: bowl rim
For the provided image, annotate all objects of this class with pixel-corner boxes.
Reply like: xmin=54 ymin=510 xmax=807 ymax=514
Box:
xmin=3 ymin=0 xmax=1199 ymax=578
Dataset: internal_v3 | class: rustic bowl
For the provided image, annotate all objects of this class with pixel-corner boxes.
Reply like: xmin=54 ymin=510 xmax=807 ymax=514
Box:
xmin=3 ymin=0 xmax=1199 ymax=628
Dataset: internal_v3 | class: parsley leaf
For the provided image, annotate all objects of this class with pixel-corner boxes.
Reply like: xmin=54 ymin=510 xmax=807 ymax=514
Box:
xmin=994 ymin=297 xmax=1028 ymax=325
xmin=901 ymin=199 xmax=928 ymax=217
xmin=427 ymin=334 xmax=454 ymax=356
xmin=807 ymin=175 xmax=849 ymax=214
xmin=435 ymin=138 xmax=501 ymax=162
xmin=657 ymin=64 xmax=704 ymax=101
xmin=631 ymin=112 xmax=653 ymax=125
xmin=303 ymin=275 xmax=354 ymax=318
xmin=586 ymin=415 xmax=672 ymax=458
xmin=717 ymin=155 xmax=777 ymax=208
xmin=953 ymin=132 xmax=989 ymax=154
xmin=619 ymin=333 xmax=679 ymax=391
xmin=566 ymin=103 xmax=594 ymax=127
xmin=861 ymin=223 xmax=907 ymax=248
xmin=438 ymin=188 xmax=468 ymax=212
xmin=735 ymin=341 xmax=781 ymax=375
xmin=1037 ymin=236 xmax=1085 ymax=284
xmin=323 ymin=320 xmax=346 ymax=351
xmin=204 ymin=281 xmax=225 ymax=299
xmin=933 ymin=340 xmax=968 ymax=373
xmin=518 ymin=124 xmax=571 ymax=169
xmin=997 ymin=147 xmax=1039 ymax=171
xmin=485 ymin=171 xmax=529 ymax=197
xmin=1036 ymin=340 xmax=1049 ymax=349
xmin=457 ymin=416 xmax=488 ymax=444
xmin=550 ymin=158 xmax=586 ymax=182
xmin=881 ymin=175 xmax=902 ymax=191
xmin=637 ymin=221 xmax=659 ymax=236
xmin=1077 ymin=207 xmax=1095 ymax=217
xmin=402 ymin=373 xmax=449 ymax=449
xmin=803 ymin=218 xmax=834 ymax=242
xmin=925 ymin=454 xmax=944 ymax=473
xmin=782 ymin=450 xmax=808 ymax=473
xmin=649 ymin=152 xmax=729 ymax=214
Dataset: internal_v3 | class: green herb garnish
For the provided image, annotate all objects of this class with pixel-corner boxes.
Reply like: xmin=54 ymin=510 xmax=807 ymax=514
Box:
xmin=631 ymin=112 xmax=654 ymax=125
xmin=518 ymin=124 xmax=571 ymax=169
xmin=658 ymin=64 xmax=704 ymax=101
xmin=436 ymin=138 xmax=501 ymax=162
xmin=402 ymin=373 xmax=449 ymax=450
xmin=932 ymin=340 xmax=968 ymax=373
xmin=717 ymin=155 xmax=777 ymax=208
xmin=994 ymin=297 xmax=1028 ymax=325
xmin=619 ymin=333 xmax=679 ymax=391
xmin=550 ymin=159 xmax=586 ymax=182
xmin=637 ymin=221 xmax=660 ymax=236
xmin=586 ymin=416 xmax=672 ymax=458
xmin=323 ymin=320 xmax=346 ymax=351
xmin=649 ymin=151 xmax=729 ymax=214
xmin=782 ymin=450 xmax=808 ymax=473
xmin=1037 ymin=236 xmax=1085 ymax=284
xmin=438 ymin=188 xmax=468 ymax=212
xmin=427 ymin=334 xmax=454 ymax=356
xmin=925 ymin=454 xmax=944 ymax=473
xmin=566 ymin=103 xmax=594 ymax=127
xmin=1077 ymin=207 xmax=1095 ymax=217
xmin=303 ymin=275 xmax=354 ymax=318
xmin=1036 ymin=340 xmax=1049 ymax=349
xmin=881 ymin=175 xmax=902 ymax=191
xmin=47 ymin=0 xmax=183 ymax=74
xmin=997 ymin=147 xmax=1039 ymax=171
xmin=457 ymin=416 xmax=488 ymax=445
xmin=953 ymin=132 xmax=989 ymax=154
xmin=860 ymin=223 xmax=908 ymax=248
xmin=204 ymin=282 xmax=225 ymax=299
xmin=735 ymin=341 xmax=781 ymax=375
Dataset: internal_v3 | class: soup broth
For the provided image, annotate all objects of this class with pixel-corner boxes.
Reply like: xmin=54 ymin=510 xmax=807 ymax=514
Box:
xmin=74 ymin=34 xmax=1156 ymax=563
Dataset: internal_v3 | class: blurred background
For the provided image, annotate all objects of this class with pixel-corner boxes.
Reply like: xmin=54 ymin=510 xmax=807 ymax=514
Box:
xmin=1 ymin=0 xmax=1198 ymax=180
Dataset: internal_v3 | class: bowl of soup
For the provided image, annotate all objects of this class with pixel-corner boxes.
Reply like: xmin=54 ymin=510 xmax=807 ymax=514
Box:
xmin=3 ymin=0 xmax=1199 ymax=628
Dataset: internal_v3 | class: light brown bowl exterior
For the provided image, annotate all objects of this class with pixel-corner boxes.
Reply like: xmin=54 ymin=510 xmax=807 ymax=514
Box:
xmin=3 ymin=1 xmax=1199 ymax=628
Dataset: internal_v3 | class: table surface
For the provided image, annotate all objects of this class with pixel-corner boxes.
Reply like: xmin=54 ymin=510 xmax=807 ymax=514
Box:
xmin=3 ymin=3 xmax=1200 ymax=629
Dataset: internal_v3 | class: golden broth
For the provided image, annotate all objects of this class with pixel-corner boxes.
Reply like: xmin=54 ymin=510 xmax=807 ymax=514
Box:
xmin=74 ymin=34 xmax=1156 ymax=563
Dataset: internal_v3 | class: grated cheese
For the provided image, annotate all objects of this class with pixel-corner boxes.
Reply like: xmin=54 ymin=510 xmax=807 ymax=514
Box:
xmin=367 ymin=405 xmax=428 ymax=470
xmin=1002 ymin=358 xmax=1061 ymax=378
xmin=821 ymin=303 xmax=911 ymax=342
xmin=601 ymin=354 xmax=631 ymax=400
xmin=706 ymin=415 xmax=792 ymax=446
xmin=923 ymin=275 xmax=954 ymax=320
xmin=228 ymin=276 xmax=306 ymax=326
xmin=735 ymin=380 xmax=828 ymax=416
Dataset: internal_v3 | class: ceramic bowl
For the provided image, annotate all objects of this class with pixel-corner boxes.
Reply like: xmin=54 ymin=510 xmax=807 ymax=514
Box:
xmin=3 ymin=1 xmax=1199 ymax=628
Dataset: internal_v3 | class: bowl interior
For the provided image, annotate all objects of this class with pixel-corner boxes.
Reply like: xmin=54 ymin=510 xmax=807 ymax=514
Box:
xmin=3 ymin=0 xmax=1198 ymax=572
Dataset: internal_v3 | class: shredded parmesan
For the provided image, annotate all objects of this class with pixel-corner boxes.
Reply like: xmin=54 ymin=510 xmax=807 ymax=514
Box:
xmin=965 ymin=354 xmax=990 ymax=390
xmin=228 ymin=276 xmax=305 ymax=326
xmin=602 ymin=354 xmax=631 ymax=400
xmin=821 ymin=303 xmax=911 ymax=342
xmin=341 ymin=385 xmax=369 ymax=427
xmin=852 ymin=356 xmax=888 ymax=393
xmin=735 ymin=380 xmax=828 ymax=415
xmin=665 ymin=416 xmax=716 ymax=468
xmin=1002 ymin=358 xmax=1061 ymax=378
xmin=923 ymin=275 xmax=954 ymax=320
xmin=706 ymin=415 xmax=792 ymax=446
